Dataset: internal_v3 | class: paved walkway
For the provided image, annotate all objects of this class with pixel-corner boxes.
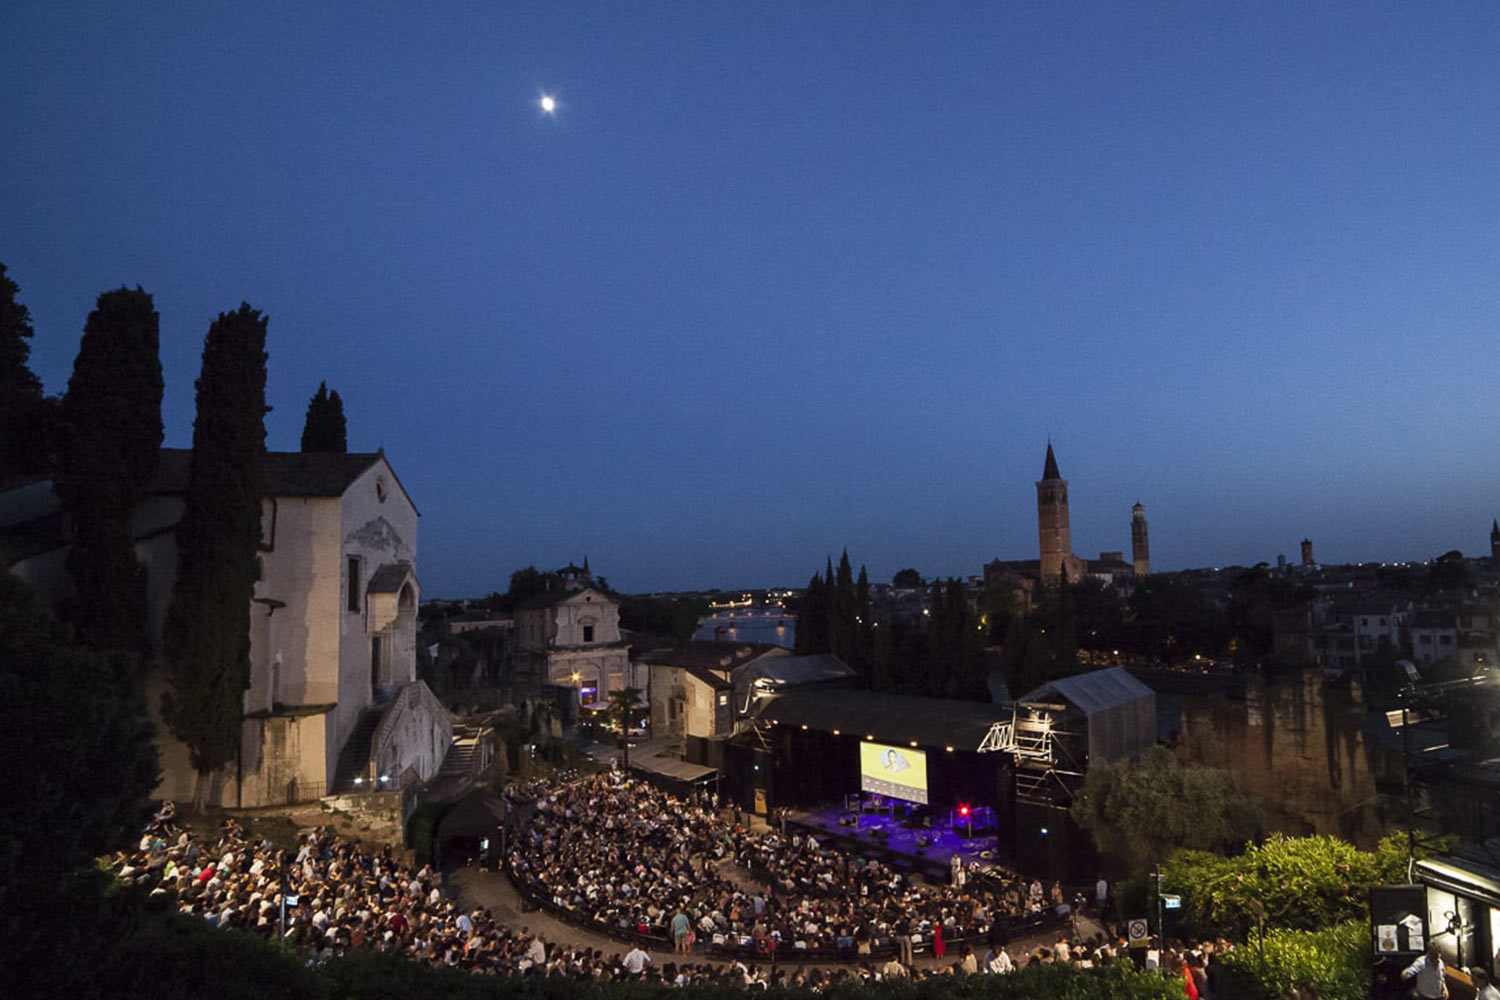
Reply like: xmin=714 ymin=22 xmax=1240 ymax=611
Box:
xmin=443 ymin=864 xmax=1107 ymax=972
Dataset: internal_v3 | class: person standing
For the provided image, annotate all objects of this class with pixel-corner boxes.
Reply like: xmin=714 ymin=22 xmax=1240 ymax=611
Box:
xmin=1095 ymin=875 xmax=1109 ymax=918
xmin=671 ymin=907 xmax=692 ymax=955
xmin=1473 ymin=968 xmax=1500 ymax=1000
xmin=1402 ymin=943 xmax=1447 ymax=999
xmin=623 ymin=944 xmax=652 ymax=979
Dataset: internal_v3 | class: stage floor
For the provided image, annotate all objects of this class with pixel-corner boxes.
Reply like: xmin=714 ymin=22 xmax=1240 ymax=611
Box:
xmin=785 ymin=802 xmax=1003 ymax=882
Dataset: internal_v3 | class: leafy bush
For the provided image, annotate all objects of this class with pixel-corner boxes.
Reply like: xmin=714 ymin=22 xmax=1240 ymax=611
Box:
xmin=1217 ymin=920 xmax=1368 ymax=1000
xmin=1070 ymin=747 xmax=1262 ymax=875
xmin=1162 ymin=833 xmax=1409 ymax=939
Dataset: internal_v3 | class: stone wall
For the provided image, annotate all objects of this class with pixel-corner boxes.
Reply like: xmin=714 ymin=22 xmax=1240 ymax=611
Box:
xmin=371 ymin=680 xmax=451 ymax=786
xmin=1166 ymin=670 xmax=1397 ymax=846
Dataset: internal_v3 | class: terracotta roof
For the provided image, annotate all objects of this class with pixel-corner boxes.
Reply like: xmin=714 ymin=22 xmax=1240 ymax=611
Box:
xmin=515 ymin=586 xmax=613 ymax=610
xmin=736 ymin=653 xmax=856 ymax=687
xmin=368 ymin=562 xmax=415 ymax=594
xmin=636 ymin=640 xmax=783 ymax=671
xmin=156 ymin=448 xmax=388 ymax=499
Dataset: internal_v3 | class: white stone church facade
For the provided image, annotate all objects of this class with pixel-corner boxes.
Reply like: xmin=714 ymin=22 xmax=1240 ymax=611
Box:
xmin=1 ymin=448 xmax=451 ymax=807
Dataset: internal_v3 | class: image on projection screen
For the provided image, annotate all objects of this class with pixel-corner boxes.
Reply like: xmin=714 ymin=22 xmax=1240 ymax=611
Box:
xmin=859 ymin=741 xmax=929 ymax=804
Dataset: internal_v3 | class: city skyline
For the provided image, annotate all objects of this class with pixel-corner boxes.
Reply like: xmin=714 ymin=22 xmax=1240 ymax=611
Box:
xmin=5 ymin=3 xmax=1500 ymax=595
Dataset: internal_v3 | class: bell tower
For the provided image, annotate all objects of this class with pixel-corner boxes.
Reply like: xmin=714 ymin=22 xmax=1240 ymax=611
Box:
xmin=1037 ymin=442 xmax=1071 ymax=581
xmin=1132 ymin=502 xmax=1150 ymax=576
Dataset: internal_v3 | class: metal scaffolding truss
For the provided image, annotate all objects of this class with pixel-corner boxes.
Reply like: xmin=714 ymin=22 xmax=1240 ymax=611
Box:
xmin=978 ymin=702 xmax=1085 ymax=807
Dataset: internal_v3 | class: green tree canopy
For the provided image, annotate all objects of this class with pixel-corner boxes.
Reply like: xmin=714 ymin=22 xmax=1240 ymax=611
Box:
xmin=55 ymin=286 xmax=164 ymax=652
xmin=503 ymin=566 xmax=565 ymax=609
xmin=1004 ymin=574 xmax=1079 ymax=697
xmin=0 ymin=574 xmax=158 ymax=951
xmin=618 ymin=594 xmax=707 ymax=645
xmin=161 ymin=304 xmax=268 ymax=807
xmin=1163 ymin=833 xmax=1410 ymax=940
xmin=892 ymin=568 xmax=922 ymax=588
xmin=300 ymin=380 xmax=347 ymax=453
xmin=1071 ymin=745 xmax=1263 ymax=876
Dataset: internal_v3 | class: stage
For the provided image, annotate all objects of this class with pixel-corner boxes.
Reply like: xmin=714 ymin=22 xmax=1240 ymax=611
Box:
xmin=784 ymin=797 xmax=1005 ymax=885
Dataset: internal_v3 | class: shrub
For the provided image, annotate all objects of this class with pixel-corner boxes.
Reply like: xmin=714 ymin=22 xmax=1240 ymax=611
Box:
xmin=1162 ymin=833 xmax=1409 ymax=939
xmin=1217 ymin=920 xmax=1368 ymax=1000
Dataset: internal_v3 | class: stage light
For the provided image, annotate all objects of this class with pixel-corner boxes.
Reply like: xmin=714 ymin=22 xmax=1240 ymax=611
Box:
xmin=832 ymin=729 xmax=840 ymax=735
xmin=909 ymin=740 xmax=918 ymax=747
xmin=945 ymin=746 xmax=954 ymax=752
xmin=959 ymin=805 xmax=970 ymax=818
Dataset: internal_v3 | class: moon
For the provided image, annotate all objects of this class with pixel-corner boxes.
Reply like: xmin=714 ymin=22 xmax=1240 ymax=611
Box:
xmin=539 ymin=94 xmax=556 ymax=114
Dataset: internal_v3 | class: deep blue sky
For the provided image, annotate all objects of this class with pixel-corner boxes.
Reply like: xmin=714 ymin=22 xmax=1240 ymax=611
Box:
xmin=5 ymin=3 xmax=1500 ymax=595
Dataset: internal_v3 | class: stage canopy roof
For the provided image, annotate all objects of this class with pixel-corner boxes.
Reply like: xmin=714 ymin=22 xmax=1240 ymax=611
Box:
xmin=1019 ymin=666 xmax=1155 ymax=764
xmin=737 ymin=653 xmax=857 ymax=688
xmin=753 ymin=689 xmax=1006 ymax=751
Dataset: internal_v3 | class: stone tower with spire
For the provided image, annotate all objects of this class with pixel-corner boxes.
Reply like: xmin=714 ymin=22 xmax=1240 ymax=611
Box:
xmin=1036 ymin=442 xmax=1074 ymax=582
xmin=1132 ymin=502 xmax=1150 ymax=576
xmin=1490 ymin=520 xmax=1499 ymax=562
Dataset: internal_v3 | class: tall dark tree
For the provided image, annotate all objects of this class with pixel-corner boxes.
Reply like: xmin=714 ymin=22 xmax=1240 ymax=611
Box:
xmin=942 ymin=578 xmax=987 ymax=700
xmin=854 ymin=564 xmax=874 ymax=684
xmin=1005 ymin=572 xmax=1080 ymax=698
xmin=161 ymin=304 xmax=268 ymax=808
xmin=794 ymin=571 xmax=828 ymax=655
xmin=829 ymin=549 xmax=858 ymax=665
xmin=0 ymin=575 xmax=158 ymax=968
xmin=299 ymin=380 xmax=347 ymax=453
xmin=0 ymin=263 xmax=54 ymax=481
xmin=54 ymin=287 xmax=164 ymax=652
xmin=923 ymin=580 xmax=953 ymax=695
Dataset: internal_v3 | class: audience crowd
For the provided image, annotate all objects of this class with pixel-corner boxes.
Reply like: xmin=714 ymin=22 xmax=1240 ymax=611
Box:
xmin=508 ymin=771 xmax=1066 ymax=959
xmin=109 ymin=774 xmax=1236 ymax=995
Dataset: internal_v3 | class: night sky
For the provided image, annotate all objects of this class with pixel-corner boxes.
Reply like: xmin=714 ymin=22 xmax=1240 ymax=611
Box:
xmin=5 ymin=3 xmax=1500 ymax=595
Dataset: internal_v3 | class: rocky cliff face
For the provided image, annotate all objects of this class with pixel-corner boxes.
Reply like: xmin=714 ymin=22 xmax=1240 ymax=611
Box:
xmin=1167 ymin=670 xmax=1398 ymax=846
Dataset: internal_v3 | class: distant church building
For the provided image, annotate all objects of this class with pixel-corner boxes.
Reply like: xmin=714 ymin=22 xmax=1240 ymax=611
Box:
xmin=1036 ymin=442 xmax=1086 ymax=583
xmin=1490 ymin=520 xmax=1499 ymax=562
xmin=988 ymin=442 xmax=1147 ymax=592
xmin=1132 ymin=502 xmax=1150 ymax=576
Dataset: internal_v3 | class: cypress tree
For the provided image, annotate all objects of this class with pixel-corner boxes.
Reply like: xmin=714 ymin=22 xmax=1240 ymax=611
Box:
xmin=854 ymin=564 xmax=873 ymax=685
xmin=924 ymin=580 xmax=951 ymax=696
xmin=161 ymin=304 xmax=268 ymax=808
xmin=54 ymin=287 xmax=163 ymax=652
xmin=0 ymin=263 xmax=53 ymax=480
xmin=830 ymin=549 xmax=858 ymax=665
xmin=943 ymin=577 xmax=987 ymax=699
xmin=300 ymin=380 xmax=347 ymax=453
xmin=795 ymin=572 xmax=827 ymax=655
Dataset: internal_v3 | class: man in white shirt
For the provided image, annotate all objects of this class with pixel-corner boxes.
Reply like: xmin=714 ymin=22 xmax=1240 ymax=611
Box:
xmin=1402 ymin=943 xmax=1447 ymax=999
xmin=1472 ymin=968 xmax=1500 ymax=1000
xmin=623 ymin=945 xmax=652 ymax=978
